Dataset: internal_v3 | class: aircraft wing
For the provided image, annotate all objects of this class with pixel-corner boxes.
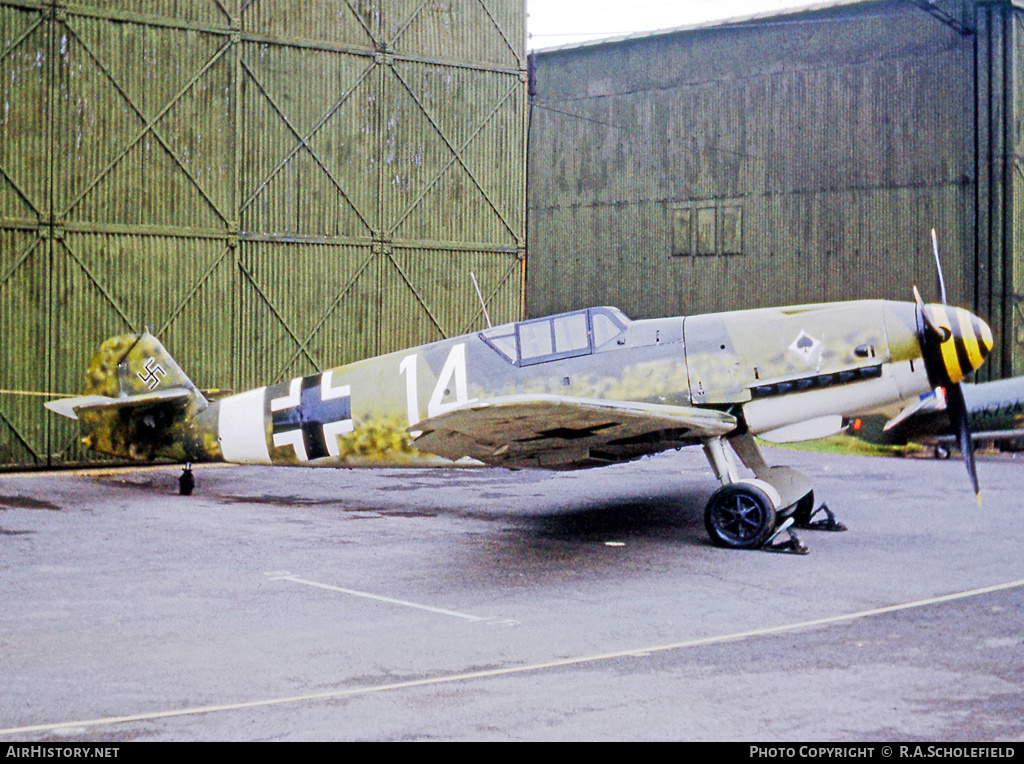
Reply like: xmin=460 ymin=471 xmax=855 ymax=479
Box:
xmin=410 ymin=395 xmax=737 ymax=469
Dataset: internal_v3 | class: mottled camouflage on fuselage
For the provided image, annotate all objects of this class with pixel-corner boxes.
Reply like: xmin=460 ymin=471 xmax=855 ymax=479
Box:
xmin=60 ymin=298 xmax=988 ymax=471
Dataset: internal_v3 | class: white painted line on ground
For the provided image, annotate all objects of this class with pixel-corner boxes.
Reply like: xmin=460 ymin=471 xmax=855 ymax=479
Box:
xmin=3 ymin=577 xmax=1023 ymax=738
xmin=265 ymin=571 xmax=491 ymax=622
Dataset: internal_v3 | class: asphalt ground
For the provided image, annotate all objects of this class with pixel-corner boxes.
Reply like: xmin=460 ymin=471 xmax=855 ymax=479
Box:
xmin=0 ymin=446 xmax=1022 ymax=742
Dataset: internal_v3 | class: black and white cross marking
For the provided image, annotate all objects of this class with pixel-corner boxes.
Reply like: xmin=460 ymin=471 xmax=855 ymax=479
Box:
xmin=270 ymin=371 xmax=353 ymax=461
xmin=518 ymin=423 xmax=619 ymax=442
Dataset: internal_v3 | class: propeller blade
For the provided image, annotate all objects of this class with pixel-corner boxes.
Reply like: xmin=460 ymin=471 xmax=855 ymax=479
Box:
xmin=913 ymin=285 xmax=952 ymax=342
xmin=918 ymin=229 xmax=988 ymax=505
xmin=945 ymin=382 xmax=981 ymax=506
xmin=930 ymin=228 xmax=948 ymax=305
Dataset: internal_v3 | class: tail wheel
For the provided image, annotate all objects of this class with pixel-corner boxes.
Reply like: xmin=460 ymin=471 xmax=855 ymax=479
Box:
xmin=704 ymin=483 xmax=777 ymax=550
xmin=179 ymin=467 xmax=195 ymax=496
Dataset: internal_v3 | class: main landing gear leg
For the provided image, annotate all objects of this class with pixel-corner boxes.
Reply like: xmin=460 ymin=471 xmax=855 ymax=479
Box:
xmin=700 ymin=433 xmax=818 ymax=554
xmin=732 ymin=431 xmax=845 ymax=535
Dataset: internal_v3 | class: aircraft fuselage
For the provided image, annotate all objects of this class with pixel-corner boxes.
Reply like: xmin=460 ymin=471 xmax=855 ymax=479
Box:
xmin=178 ymin=299 xmax=936 ymax=468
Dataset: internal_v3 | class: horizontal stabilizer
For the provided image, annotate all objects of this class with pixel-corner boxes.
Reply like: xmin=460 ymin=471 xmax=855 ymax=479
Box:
xmin=45 ymin=395 xmax=116 ymax=420
xmin=45 ymin=388 xmax=192 ymax=420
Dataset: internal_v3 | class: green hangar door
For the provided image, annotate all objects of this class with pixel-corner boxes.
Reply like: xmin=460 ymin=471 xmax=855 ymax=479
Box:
xmin=0 ymin=0 xmax=527 ymax=469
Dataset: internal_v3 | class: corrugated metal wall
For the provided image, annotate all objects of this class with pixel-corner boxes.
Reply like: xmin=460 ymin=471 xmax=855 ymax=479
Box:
xmin=527 ymin=0 xmax=1021 ymax=379
xmin=974 ymin=0 xmax=1024 ymax=379
xmin=1013 ymin=5 xmax=1024 ymax=379
xmin=0 ymin=0 xmax=527 ymax=469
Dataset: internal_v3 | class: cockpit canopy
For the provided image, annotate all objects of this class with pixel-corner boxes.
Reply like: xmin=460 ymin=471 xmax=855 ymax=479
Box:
xmin=480 ymin=307 xmax=630 ymax=366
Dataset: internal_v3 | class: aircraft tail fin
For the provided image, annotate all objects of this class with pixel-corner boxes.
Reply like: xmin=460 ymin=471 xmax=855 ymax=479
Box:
xmin=81 ymin=331 xmax=205 ymax=400
xmin=46 ymin=332 xmax=208 ymax=461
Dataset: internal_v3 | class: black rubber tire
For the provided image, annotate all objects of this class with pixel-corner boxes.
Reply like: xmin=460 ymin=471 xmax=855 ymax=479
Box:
xmin=704 ymin=483 xmax=777 ymax=549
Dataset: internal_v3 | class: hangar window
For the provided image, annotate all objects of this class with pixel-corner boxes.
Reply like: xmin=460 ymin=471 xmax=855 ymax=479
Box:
xmin=721 ymin=205 xmax=743 ymax=255
xmin=671 ymin=201 xmax=743 ymax=256
xmin=696 ymin=206 xmax=717 ymax=255
xmin=480 ymin=308 xmax=628 ymax=366
xmin=671 ymin=207 xmax=693 ymax=256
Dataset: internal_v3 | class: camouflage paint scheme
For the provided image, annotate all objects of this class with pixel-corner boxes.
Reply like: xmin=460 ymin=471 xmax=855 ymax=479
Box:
xmin=49 ymin=299 xmax=991 ymax=473
xmin=45 ymin=298 xmax=993 ymax=551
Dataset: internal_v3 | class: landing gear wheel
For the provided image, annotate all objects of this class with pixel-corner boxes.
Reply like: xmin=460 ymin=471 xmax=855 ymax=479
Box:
xmin=704 ymin=483 xmax=777 ymax=550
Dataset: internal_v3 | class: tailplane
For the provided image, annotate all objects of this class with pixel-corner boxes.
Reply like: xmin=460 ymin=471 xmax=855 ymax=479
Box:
xmin=46 ymin=332 xmax=208 ymax=461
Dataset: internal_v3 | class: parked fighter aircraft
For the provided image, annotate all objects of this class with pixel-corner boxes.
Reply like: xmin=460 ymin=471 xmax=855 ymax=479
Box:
xmin=847 ymin=375 xmax=1024 ymax=455
xmin=46 ymin=293 xmax=992 ymax=553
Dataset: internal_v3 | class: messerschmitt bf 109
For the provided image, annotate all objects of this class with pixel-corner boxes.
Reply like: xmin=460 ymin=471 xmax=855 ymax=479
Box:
xmin=46 ymin=287 xmax=992 ymax=554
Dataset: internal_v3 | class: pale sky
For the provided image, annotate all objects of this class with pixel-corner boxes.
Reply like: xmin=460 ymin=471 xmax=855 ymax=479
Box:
xmin=527 ymin=0 xmax=832 ymax=49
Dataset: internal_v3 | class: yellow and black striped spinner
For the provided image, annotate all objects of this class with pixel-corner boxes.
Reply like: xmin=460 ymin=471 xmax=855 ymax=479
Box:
xmin=920 ymin=302 xmax=994 ymax=386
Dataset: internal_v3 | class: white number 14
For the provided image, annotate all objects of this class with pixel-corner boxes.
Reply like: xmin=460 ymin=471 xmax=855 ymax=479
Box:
xmin=399 ymin=343 xmax=476 ymax=427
